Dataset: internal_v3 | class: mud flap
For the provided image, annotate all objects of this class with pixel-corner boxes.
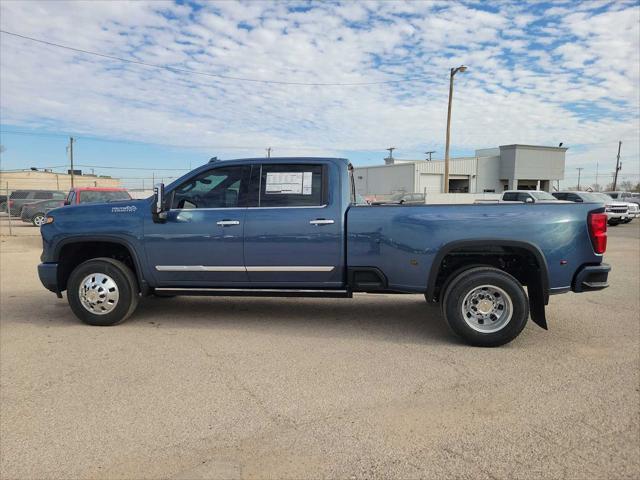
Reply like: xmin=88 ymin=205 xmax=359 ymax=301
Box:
xmin=528 ymin=281 xmax=548 ymax=330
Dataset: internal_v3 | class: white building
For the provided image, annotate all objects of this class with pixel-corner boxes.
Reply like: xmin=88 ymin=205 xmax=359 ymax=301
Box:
xmin=354 ymin=144 xmax=567 ymax=197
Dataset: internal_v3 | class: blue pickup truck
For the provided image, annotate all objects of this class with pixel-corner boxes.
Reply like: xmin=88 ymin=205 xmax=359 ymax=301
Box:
xmin=38 ymin=157 xmax=610 ymax=346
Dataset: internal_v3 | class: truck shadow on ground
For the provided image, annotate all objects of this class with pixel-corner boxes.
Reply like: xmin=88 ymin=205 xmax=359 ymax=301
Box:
xmin=127 ymin=294 xmax=458 ymax=346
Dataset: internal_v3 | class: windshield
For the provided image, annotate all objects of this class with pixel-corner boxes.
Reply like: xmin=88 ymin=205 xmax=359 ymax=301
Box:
xmin=593 ymin=193 xmax=614 ymax=203
xmin=579 ymin=193 xmax=606 ymax=202
xmin=530 ymin=191 xmax=557 ymax=200
xmin=79 ymin=190 xmax=131 ymax=204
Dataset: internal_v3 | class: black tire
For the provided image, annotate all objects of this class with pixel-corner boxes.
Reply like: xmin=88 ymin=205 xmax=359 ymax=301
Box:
xmin=441 ymin=267 xmax=529 ymax=347
xmin=608 ymin=220 xmax=619 ymax=226
xmin=67 ymin=257 xmax=139 ymax=326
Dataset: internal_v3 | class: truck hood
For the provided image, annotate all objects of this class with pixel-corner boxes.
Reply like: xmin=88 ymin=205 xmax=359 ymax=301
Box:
xmin=46 ymin=198 xmax=149 ymax=218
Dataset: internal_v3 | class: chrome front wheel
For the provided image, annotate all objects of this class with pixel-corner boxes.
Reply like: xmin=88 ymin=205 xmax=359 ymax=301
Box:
xmin=78 ymin=273 xmax=120 ymax=315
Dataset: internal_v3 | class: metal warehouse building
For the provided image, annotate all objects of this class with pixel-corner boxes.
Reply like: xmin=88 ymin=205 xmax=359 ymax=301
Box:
xmin=354 ymin=144 xmax=566 ymax=197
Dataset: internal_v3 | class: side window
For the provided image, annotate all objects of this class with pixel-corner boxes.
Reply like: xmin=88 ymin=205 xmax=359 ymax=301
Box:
xmin=567 ymin=193 xmax=579 ymax=202
xmin=553 ymin=193 xmax=565 ymax=200
xmin=259 ymin=164 xmax=324 ymax=207
xmin=517 ymin=193 xmax=532 ymax=202
xmin=34 ymin=191 xmax=52 ymax=199
xmin=502 ymin=192 xmax=517 ymax=201
xmin=171 ymin=166 xmax=248 ymax=209
xmin=66 ymin=191 xmax=76 ymax=204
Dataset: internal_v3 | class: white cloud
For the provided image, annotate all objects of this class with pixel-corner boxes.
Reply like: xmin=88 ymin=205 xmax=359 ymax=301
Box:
xmin=0 ymin=0 xmax=638 ymax=184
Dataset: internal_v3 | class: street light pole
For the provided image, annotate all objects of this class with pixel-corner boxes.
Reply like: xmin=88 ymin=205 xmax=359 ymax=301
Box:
xmin=444 ymin=65 xmax=467 ymax=193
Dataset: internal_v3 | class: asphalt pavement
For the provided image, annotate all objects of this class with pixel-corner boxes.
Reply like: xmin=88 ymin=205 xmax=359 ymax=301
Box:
xmin=1 ymin=221 xmax=638 ymax=479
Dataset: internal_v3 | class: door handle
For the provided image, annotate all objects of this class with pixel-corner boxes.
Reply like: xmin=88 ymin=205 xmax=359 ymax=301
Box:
xmin=310 ymin=219 xmax=335 ymax=226
xmin=216 ymin=220 xmax=240 ymax=226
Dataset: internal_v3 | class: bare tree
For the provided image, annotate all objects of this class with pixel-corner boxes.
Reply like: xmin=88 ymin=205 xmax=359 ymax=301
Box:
xmin=619 ymin=180 xmax=635 ymax=191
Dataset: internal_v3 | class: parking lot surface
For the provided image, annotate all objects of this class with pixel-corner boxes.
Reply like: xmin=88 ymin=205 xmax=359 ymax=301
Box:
xmin=1 ymin=218 xmax=639 ymax=479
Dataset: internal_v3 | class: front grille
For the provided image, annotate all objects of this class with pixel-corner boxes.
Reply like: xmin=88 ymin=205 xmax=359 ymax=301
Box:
xmin=608 ymin=207 xmax=627 ymax=213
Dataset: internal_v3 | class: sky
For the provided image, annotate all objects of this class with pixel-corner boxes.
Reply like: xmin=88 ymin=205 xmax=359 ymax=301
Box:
xmin=0 ymin=0 xmax=639 ymax=190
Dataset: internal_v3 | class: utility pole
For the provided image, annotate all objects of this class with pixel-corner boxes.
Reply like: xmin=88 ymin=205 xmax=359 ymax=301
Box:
xmin=444 ymin=65 xmax=468 ymax=193
xmin=576 ymin=168 xmax=583 ymax=190
xmin=613 ymin=141 xmax=622 ymax=190
xmin=425 ymin=150 xmax=435 ymax=161
xmin=266 ymin=147 xmax=272 ymax=158
xmin=68 ymin=136 xmax=75 ymax=187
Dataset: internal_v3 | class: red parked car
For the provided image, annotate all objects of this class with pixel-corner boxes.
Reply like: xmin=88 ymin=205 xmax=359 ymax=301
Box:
xmin=65 ymin=187 xmax=132 ymax=205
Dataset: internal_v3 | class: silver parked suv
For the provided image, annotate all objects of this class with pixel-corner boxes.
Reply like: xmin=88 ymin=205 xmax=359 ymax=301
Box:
xmin=7 ymin=190 xmax=66 ymax=216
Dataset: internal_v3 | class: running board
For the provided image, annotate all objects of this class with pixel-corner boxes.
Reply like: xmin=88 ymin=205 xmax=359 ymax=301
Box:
xmin=154 ymin=287 xmax=353 ymax=298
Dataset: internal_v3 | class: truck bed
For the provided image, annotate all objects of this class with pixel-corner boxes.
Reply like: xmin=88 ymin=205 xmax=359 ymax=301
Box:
xmin=346 ymin=202 xmax=604 ymax=293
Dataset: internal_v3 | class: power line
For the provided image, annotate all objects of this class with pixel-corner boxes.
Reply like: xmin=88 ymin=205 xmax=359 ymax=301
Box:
xmin=0 ymin=29 xmax=425 ymax=87
xmin=74 ymin=164 xmax=189 ymax=171
xmin=0 ymin=129 xmax=387 ymax=152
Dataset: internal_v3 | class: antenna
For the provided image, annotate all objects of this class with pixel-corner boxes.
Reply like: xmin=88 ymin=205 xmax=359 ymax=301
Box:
xmin=386 ymin=147 xmax=396 ymax=159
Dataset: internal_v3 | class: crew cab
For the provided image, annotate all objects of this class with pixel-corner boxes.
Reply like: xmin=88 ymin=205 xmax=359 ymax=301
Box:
xmin=37 ymin=157 xmax=611 ymax=347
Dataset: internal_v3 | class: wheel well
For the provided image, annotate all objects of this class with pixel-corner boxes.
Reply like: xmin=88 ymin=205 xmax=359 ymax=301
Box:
xmin=431 ymin=245 xmax=546 ymax=302
xmin=57 ymin=241 xmax=139 ymax=292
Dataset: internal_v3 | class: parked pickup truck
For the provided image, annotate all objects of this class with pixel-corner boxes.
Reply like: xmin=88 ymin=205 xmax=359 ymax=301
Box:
xmin=38 ymin=157 xmax=611 ymax=347
xmin=475 ymin=190 xmax=561 ymax=204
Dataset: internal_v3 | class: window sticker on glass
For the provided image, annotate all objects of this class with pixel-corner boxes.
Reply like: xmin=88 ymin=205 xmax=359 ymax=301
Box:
xmin=266 ymin=171 xmax=313 ymax=195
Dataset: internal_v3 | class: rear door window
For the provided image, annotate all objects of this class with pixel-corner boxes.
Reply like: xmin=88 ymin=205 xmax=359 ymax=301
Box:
xmin=34 ymin=191 xmax=52 ymax=199
xmin=259 ymin=164 xmax=324 ymax=207
xmin=502 ymin=192 xmax=518 ymax=201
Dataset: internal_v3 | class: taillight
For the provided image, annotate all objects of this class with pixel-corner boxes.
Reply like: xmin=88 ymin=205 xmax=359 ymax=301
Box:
xmin=588 ymin=213 xmax=607 ymax=254
xmin=8 ymin=200 xmax=13 ymax=207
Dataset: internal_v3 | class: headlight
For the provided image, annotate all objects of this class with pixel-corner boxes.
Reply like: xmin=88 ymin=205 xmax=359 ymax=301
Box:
xmin=44 ymin=216 xmax=54 ymax=224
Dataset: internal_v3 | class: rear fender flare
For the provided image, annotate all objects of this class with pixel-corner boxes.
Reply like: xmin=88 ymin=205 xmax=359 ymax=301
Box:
xmin=425 ymin=239 xmax=550 ymax=329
